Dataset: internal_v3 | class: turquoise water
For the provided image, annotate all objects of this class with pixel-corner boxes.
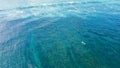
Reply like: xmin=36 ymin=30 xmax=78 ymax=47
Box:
xmin=0 ymin=0 xmax=120 ymax=68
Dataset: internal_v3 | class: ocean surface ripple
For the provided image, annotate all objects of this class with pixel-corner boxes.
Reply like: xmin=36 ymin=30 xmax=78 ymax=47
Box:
xmin=0 ymin=0 xmax=120 ymax=68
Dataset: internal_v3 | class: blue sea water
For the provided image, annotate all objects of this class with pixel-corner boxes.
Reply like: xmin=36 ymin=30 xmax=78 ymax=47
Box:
xmin=0 ymin=0 xmax=120 ymax=68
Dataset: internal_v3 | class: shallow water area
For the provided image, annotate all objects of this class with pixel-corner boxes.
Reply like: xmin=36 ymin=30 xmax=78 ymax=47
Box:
xmin=0 ymin=0 xmax=120 ymax=68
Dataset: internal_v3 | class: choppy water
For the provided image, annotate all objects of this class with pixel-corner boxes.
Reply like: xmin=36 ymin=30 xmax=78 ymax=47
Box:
xmin=0 ymin=0 xmax=120 ymax=68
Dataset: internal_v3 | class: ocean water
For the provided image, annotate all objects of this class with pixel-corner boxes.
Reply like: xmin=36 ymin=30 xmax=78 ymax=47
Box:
xmin=0 ymin=0 xmax=120 ymax=68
